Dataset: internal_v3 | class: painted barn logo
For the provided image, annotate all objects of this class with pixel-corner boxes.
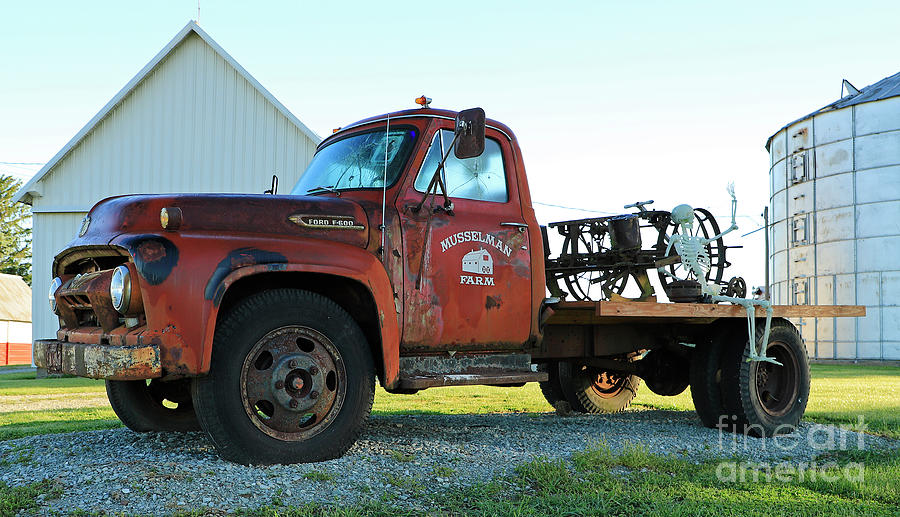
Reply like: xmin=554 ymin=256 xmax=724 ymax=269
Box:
xmin=439 ymin=229 xmax=514 ymax=287
xmin=460 ymin=249 xmax=495 ymax=286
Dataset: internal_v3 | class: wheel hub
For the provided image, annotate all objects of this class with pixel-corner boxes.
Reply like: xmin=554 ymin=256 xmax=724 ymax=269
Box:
xmin=240 ymin=326 xmax=346 ymax=440
xmin=270 ymin=354 xmax=323 ymax=412
xmin=591 ymin=370 xmax=626 ymax=399
xmin=752 ymin=341 xmax=799 ymax=417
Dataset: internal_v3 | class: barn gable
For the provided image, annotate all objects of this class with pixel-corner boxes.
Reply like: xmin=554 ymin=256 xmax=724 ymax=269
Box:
xmin=15 ymin=21 xmax=322 ymax=343
xmin=15 ymin=21 xmax=320 ymax=208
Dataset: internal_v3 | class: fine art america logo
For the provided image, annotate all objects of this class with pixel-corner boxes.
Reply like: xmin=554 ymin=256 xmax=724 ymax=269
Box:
xmin=439 ymin=230 xmax=513 ymax=286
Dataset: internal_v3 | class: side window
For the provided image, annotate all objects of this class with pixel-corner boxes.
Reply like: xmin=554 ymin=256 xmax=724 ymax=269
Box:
xmin=414 ymin=129 xmax=508 ymax=203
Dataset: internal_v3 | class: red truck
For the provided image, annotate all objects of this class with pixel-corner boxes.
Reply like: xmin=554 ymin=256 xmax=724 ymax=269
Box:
xmin=35 ymin=103 xmax=863 ymax=465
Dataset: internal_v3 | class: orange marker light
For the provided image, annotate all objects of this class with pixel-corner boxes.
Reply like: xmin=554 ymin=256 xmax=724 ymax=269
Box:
xmin=415 ymin=95 xmax=432 ymax=108
xmin=332 ymin=128 xmax=341 ymax=133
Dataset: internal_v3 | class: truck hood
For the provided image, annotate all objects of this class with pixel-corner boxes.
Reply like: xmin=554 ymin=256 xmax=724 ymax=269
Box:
xmin=74 ymin=194 xmax=371 ymax=249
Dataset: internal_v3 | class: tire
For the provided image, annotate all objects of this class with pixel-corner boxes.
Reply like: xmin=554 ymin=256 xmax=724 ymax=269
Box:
xmin=557 ymin=361 xmax=641 ymax=414
xmin=191 ymin=289 xmax=375 ymax=465
xmin=106 ymin=378 xmax=200 ymax=432
xmin=689 ymin=332 xmax=728 ymax=429
xmin=537 ymin=362 xmax=565 ymax=407
xmin=720 ymin=318 xmax=810 ymax=437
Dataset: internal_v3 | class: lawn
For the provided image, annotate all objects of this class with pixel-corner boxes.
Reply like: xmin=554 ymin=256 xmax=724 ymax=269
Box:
xmin=1 ymin=363 xmax=898 ymax=515
xmin=2 ymin=364 xmax=899 ymax=440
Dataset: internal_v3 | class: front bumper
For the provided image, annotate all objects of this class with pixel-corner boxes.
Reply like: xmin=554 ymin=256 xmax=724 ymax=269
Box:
xmin=33 ymin=339 xmax=162 ymax=380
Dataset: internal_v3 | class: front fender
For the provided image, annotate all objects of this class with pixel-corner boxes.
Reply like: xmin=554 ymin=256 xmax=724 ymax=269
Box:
xmin=201 ymin=249 xmax=400 ymax=387
xmin=110 ymin=232 xmax=399 ymax=386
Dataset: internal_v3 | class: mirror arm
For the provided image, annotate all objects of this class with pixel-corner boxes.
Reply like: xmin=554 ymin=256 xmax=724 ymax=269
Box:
xmin=414 ymin=132 xmax=459 ymax=215
xmin=264 ymin=174 xmax=278 ymax=195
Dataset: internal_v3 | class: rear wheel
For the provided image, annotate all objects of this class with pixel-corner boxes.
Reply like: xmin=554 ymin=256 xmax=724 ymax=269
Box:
xmin=689 ymin=331 xmax=729 ymax=429
xmin=720 ymin=319 xmax=809 ymax=436
xmin=192 ymin=289 xmax=375 ymax=465
xmin=537 ymin=362 xmax=565 ymax=407
xmin=106 ymin=378 xmax=200 ymax=432
xmin=557 ymin=361 xmax=640 ymax=414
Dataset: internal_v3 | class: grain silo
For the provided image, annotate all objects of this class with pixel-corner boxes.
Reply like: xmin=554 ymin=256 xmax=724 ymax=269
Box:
xmin=766 ymin=72 xmax=900 ymax=361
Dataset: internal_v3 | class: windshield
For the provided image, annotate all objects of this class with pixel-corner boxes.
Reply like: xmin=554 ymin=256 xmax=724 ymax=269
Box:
xmin=292 ymin=127 xmax=417 ymax=195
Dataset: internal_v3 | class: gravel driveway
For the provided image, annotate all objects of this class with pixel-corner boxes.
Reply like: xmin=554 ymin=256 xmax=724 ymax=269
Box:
xmin=1 ymin=409 xmax=895 ymax=515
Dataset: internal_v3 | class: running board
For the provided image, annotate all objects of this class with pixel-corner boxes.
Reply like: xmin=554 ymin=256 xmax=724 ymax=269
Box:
xmin=397 ymin=353 xmax=547 ymax=389
xmin=399 ymin=371 xmax=548 ymax=389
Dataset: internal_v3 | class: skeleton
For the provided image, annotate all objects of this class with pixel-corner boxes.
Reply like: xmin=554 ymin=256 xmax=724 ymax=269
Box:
xmin=657 ymin=184 xmax=780 ymax=364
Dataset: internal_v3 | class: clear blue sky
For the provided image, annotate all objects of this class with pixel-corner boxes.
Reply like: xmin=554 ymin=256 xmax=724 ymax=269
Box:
xmin=2 ymin=0 xmax=898 ymax=288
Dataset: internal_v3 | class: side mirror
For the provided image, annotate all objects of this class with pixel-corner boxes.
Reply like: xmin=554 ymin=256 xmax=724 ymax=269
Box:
xmin=454 ymin=107 xmax=485 ymax=159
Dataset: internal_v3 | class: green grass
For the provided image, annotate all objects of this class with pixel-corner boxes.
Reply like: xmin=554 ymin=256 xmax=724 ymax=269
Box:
xmin=630 ymin=364 xmax=900 ymax=439
xmin=0 ymin=370 xmax=107 ymax=395
xmin=0 ymin=363 xmax=898 ymax=441
xmin=371 ymin=384 xmax=550 ymax=415
xmin=0 ymin=364 xmax=898 ymax=515
xmin=223 ymin=445 xmax=900 ymax=516
xmin=0 ymin=408 xmax=121 ymax=441
xmin=0 ymin=480 xmax=63 ymax=516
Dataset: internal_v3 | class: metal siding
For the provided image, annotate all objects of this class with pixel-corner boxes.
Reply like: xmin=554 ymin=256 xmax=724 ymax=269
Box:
xmin=814 ymin=140 xmax=853 ymax=177
xmin=27 ymin=33 xmax=318 ymax=345
xmin=856 ymin=96 xmax=900 ymax=136
xmin=815 ymin=174 xmax=852 ymax=211
xmin=769 ymin=96 xmax=900 ymax=361
xmin=813 ymin=108 xmax=852 ymax=146
xmin=31 ymin=33 xmax=317 ymax=212
xmin=31 ymin=213 xmax=85 ymax=342
xmin=855 ymin=131 xmax=900 ymax=171
xmin=856 ymin=165 xmax=900 ymax=204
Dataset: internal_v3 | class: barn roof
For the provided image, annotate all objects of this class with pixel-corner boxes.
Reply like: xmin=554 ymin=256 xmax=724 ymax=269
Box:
xmin=14 ymin=20 xmax=320 ymax=205
xmin=0 ymin=274 xmax=31 ymax=322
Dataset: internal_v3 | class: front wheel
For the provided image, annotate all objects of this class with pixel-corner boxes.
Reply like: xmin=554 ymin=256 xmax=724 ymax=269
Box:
xmin=106 ymin=378 xmax=200 ymax=432
xmin=192 ymin=289 xmax=375 ymax=465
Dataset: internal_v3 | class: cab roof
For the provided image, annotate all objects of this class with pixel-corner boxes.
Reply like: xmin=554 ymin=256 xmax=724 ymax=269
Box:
xmin=318 ymin=108 xmax=516 ymax=150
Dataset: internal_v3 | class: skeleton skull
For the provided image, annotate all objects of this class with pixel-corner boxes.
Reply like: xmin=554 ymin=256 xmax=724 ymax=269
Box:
xmin=671 ymin=204 xmax=694 ymax=231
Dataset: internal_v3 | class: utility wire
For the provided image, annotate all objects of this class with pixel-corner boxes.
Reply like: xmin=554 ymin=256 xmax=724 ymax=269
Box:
xmin=534 ymin=201 xmax=764 ymax=224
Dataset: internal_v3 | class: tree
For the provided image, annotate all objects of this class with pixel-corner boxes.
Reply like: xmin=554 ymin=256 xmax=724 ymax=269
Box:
xmin=0 ymin=175 xmax=32 ymax=285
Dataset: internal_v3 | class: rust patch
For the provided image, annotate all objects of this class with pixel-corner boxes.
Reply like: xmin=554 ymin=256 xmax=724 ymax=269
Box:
xmin=120 ymin=235 xmax=179 ymax=286
xmin=204 ymin=248 xmax=288 ymax=301
xmin=485 ymin=295 xmax=502 ymax=310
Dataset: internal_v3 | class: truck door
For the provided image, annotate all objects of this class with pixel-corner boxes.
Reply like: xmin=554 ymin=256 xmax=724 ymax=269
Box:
xmin=397 ymin=127 xmax=532 ymax=352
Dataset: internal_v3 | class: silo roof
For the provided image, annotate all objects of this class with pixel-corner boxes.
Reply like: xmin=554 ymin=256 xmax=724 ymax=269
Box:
xmin=766 ymin=70 xmax=900 ymax=150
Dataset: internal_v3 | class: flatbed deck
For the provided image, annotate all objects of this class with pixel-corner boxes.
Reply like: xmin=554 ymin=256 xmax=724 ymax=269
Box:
xmin=546 ymin=301 xmax=866 ymax=326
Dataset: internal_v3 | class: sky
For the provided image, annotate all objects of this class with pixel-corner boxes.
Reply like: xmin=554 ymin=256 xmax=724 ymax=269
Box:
xmin=2 ymin=0 xmax=899 ymax=290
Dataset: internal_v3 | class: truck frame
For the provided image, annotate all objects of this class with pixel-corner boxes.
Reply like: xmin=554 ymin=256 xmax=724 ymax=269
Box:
xmin=34 ymin=104 xmax=863 ymax=465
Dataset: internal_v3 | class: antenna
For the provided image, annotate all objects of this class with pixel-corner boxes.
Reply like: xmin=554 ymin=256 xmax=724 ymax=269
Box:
xmin=197 ymin=0 xmax=201 ymax=24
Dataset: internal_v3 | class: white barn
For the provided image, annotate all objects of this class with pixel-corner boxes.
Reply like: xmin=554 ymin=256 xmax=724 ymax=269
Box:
xmin=14 ymin=21 xmax=321 ymax=346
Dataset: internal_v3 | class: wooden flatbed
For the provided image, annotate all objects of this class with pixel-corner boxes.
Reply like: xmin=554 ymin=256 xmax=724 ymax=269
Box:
xmin=546 ymin=301 xmax=866 ymax=326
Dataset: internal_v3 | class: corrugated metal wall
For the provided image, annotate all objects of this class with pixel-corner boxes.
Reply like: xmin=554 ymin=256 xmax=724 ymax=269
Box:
xmin=30 ymin=212 xmax=84 ymax=344
xmin=768 ymin=96 xmax=900 ymax=361
xmin=29 ymin=32 xmax=318 ymax=343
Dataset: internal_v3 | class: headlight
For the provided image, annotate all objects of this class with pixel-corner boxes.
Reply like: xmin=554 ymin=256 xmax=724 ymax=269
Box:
xmin=49 ymin=277 xmax=62 ymax=313
xmin=110 ymin=265 xmax=132 ymax=314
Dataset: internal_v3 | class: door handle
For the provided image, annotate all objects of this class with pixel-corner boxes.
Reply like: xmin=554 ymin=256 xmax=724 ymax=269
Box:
xmin=501 ymin=222 xmax=528 ymax=233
